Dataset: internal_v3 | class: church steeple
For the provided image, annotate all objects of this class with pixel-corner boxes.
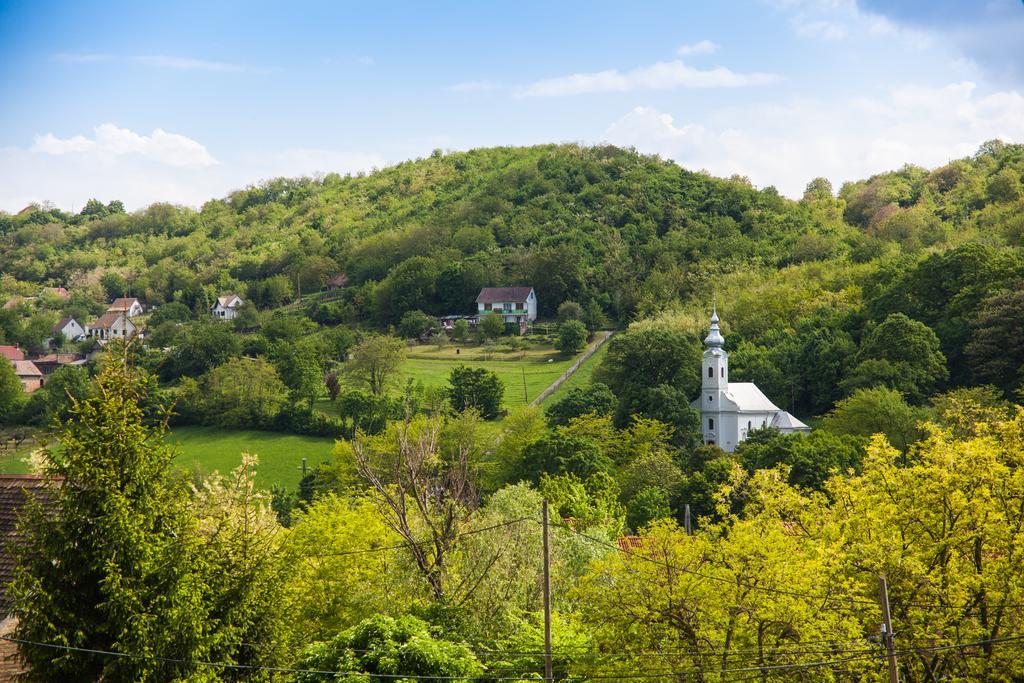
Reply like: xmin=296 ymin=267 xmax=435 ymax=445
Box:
xmin=704 ymin=303 xmax=725 ymax=349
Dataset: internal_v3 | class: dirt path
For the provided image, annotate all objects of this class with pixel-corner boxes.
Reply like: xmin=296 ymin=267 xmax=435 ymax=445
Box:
xmin=530 ymin=330 xmax=615 ymax=406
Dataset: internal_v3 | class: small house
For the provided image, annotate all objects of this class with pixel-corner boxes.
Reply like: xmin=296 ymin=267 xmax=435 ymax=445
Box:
xmin=11 ymin=360 xmax=42 ymax=393
xmin=211 ymin=294 xmax=244 ymax=320
xmin=475 ymin=287 xmax=537 ymax=324
xmin=107 ymin=297 xmax=144 ymax=318
xmin=51 ymin=316 xmax=85 ymax=344
xmin=88 ymin=312 xmax=137 ymax=340
xmin=39 ymin=287 xmax=70 ymax=301
xmin=327 ymin=273 xmax=348 ymax=290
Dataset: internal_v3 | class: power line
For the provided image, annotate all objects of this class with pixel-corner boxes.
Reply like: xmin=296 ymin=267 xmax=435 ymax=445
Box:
xmin=0 ymin=635 xmax=539 ymax=681
xmin=547 ymin=519 xmax=879 ymax=609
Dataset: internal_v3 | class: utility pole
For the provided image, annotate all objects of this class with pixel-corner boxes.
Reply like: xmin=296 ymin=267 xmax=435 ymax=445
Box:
xmin=879 ymin=575 xmax=899 ymax=683
xmin=542 ymin=500 xmax=553 ymax=682
xmin=684 ymin=504 xmax=692 ymax=536
xmin=522 ymin=367 xmax=529 ymax=404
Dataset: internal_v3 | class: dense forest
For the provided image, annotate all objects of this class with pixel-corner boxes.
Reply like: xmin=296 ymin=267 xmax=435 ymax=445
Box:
xmin=3 ymin=141 xmax=1024 ymax=680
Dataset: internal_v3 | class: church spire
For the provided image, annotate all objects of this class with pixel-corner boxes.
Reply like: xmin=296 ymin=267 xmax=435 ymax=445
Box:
xmin=704 ymin=301 xmax=724 ymax=348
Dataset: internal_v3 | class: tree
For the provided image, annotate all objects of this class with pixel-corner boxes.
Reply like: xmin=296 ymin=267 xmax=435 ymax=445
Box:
xmin=345 ymin=335 xmax=406 ymax=396
xmin=352 ymin=413 xmax=485 ymax=602
xmin=398 ymin=309 xmax=434 ymax=339
xmin=196 ymin=356 xmax=289 ymax=427
xmin=595 ymin=328 xmax=701 ymax=409
xmin=516 ymin=430 xmax=612 ymax=483
xmin=294 ymin=615 xmax=482 ymax=683
xmin=735 ymin=428 xmax=865 ymax=491
xmin=545 ymin=383 xmax=617 ymax=427
xmin=19 ymin=365 xmax=93 ymax=427
xmin=478 ymin=311 xmax=505 ymax=339
xmin=557 ymin=300 xmax=584 ymax=323
xmin=556 ymin=319 xmax=588 ymax=355
xmin=10 ymin=360 xmax=289 ymax=680
xmin=99 ymin=271 xmax=128 ymax=301
xmin=847 ymin=312 xmax=949 ymax=402
xmin=271 ymin=337 xmax=324 ymax=410
xmin=452 ymin=318 xmax=469 ymax=342
xmin=966 ymin=288 xmax=1024 ymax=394
xmin=159 ymin=320 xmax=241 ymax=381
xmin=0 ymin=359 xmax=23 ymax=424
xmin=820 ymin=386 xmax=929 ymax=452
xmin=446 ymin=365 xmax=504 ymax=419
xmin=147 ymin=301 xmax=192 ymax=326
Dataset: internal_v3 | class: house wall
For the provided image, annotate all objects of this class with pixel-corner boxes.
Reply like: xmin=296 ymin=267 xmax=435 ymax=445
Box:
xmin=19 ymin=376 xmax=41 ymax=393
xmin=212 ymin=304 xmax=238 ymax=320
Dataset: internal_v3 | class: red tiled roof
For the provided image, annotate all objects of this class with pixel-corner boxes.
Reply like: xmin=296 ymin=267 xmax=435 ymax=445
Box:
xmin=0 ymin=348 xmax=23 ymax=362
xmin=107 ymin=297 xmax=140 ymax=312
xmin=91 ymin=311 xmax=127 ymax=329
xmin=11 ymin=362 xmax=41 ymax=379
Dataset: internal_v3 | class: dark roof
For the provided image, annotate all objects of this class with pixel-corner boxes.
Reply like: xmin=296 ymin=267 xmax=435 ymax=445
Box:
xmin=52 ymin=316 xmax=76 ymax=335
xmin=91 ymin=311 xmax=129 ymax=329
xmin=0 ymin=476 xmax=62 ymax=613
xmin=476 ymin=287 xmax=534 ymax=304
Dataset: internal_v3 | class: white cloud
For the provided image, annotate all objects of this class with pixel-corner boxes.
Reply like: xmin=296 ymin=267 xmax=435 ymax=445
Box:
xmin=445 ymin=80 xmax=501 ymax=93
xmin=516 ymin=60 xmax=780 ymax=97
xmin=677 ymin=40 xmax=719 ymax=56
xmin=32 ymin=124 xmax=217 ymax=167
xmin=602 ymin=81 xmax=1024 ymax=197
xmin=356 ymin=56 xmax=375 ymax=66
xmin=769 ymin=0 xmax=931 ymax=47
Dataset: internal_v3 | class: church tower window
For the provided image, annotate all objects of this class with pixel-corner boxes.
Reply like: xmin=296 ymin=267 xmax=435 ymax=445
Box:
xmin=708 ymin=367 xmax=713 ymax=378
xmin=708 ymin=418 xmax=714 ymax=430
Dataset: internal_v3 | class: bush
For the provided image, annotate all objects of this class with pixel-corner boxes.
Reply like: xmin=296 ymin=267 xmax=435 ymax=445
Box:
xmin=556 ymin=320 xmax=588 ymax=354
xmin=446 ymin=366 xmax=504 ymax=419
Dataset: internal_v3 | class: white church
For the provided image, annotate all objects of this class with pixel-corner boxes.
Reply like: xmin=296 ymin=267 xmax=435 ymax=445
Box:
xmin=692 ymin=308 xmax=810 ymax=452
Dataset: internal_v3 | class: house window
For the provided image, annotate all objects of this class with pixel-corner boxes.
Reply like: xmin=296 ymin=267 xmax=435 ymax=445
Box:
xmin=708 ymin=367 xmax=713 ymax=378
xmin=503 ymin=303 xmax=512 ymax=311
xmin=708 ymin=418 xmax=714 ymax=430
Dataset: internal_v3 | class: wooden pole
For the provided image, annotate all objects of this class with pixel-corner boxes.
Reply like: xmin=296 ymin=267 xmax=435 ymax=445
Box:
xmin=542 ymin=500 xmax=553 ymax=682
xmin=522 ymin=366 xmax=529 ymax=404
xmin=879 ymin=575 xmax=899 ymax=683
xmin=684 ymin=504 xmax=692 ymax=536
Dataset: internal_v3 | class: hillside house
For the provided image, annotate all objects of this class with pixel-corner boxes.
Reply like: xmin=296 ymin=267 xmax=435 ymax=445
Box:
xmin=691 ymin=308 xmax=809 ymax=452
xmin=211 ymin=294 xmax=244 ymax=320
xmin=88 ymin=311 xmax=137 ymax=340
xmin=11 ymin=361 xmax=42 ymax=393
xmin=476 ymin=287 xmax=537 ymax=331
xmin=107 ymin=297 xmax=144 ymax=318
xmin=51 ymin=316 xmax=85 ymax=345
xmin=0 ymin=347 xmax=24 ymax=363
xmin=327 ymin=273 xmax=348 ymax=290
xmin=38 ymin=287 xmax=70 ymax=301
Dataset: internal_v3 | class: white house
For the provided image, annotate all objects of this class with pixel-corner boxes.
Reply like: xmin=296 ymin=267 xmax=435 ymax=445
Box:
xmin=51 ymin=316 xmax=85 ymax=344
xmin=107 ymin=297 xmax=144 ymax=318
xmin=88 ymin=311 xmax=137 ymax=340
xmin=691 ymin=309 xmax=809 ymax=452
xmin=476 ymin=287 xmax=537 ymax=325
xmin=211 ymin=294 xmax=244 ymax=320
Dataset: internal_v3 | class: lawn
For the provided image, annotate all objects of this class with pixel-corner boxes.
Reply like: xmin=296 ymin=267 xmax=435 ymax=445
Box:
xmin=544 ymin=337 xmax=610 ymax=400
xmin=401 ymin=343 xmax=577 ymax=407
xmin=168 ymin=426 xmax=335 ymax=490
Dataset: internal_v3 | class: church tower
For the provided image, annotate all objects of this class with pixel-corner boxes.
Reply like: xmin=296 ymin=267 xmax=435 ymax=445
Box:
xmin=701 ymin=306 xmax=728 ymax=446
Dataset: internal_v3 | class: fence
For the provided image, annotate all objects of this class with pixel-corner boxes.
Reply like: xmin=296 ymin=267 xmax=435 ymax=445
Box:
xmin=530 ymin=331 xmax=615 ymax=406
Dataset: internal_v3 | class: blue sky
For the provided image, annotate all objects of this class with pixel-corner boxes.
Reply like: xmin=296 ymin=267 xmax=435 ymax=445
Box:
xmin=1 ymin=0 xmax=1023 ymax=211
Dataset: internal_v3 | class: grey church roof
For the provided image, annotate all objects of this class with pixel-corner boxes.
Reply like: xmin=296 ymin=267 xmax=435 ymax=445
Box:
xmin=725 ymin=383 xmax=781 ymax=412
xmin=771 ymin=411 xmax=810 ymax=431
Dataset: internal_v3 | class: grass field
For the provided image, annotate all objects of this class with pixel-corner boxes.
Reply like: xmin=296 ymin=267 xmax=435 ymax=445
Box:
xmin=545 ymin=337 xmax=610 ymax=400
xmin=168 ymin=426 xmax=335 ymax=489
xmin=402 ymin=344 xmax=577 ymax=407
xmin=0 ymin=427 xmax=335 ymax=490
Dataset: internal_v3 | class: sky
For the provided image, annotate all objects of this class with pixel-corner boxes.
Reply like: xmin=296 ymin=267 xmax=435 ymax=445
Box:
xmin=1 ymin=0 xmax=1023 ymax=212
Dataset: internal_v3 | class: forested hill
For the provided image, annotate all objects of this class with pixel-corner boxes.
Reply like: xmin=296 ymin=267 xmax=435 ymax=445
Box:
xmin=3 ymin=141 xmax=1024 ymax=413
